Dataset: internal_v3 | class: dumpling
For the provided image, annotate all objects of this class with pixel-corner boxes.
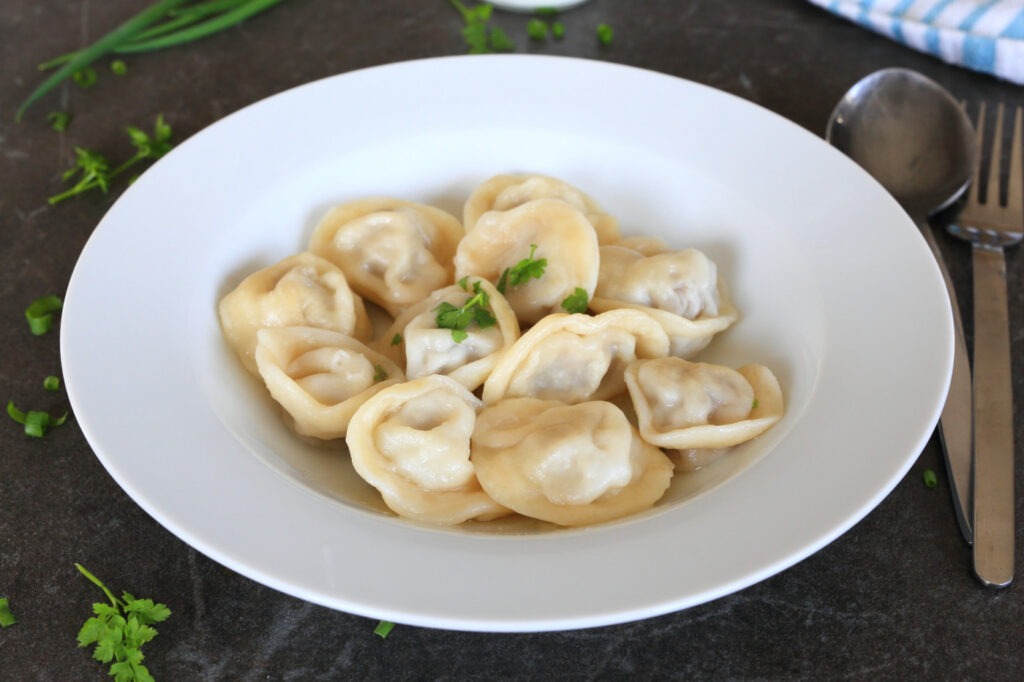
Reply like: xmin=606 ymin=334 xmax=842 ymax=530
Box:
xmin=380 ymin=277 xmax=520 ymax=391
xmin=471 ymin=398 xmax=674 ymax=527
xmin=481 ymin=309 xmax=669 ymax=405
xmin=309 ymin=197 xmax=464 ymax=316
xmin=623 ymin=357 xmax=784 ymax=451
xmin=254 ymin=326 xmax=404 ymax=441
xmin=218 ymin=251 xmax=372 ymax=374
xmin=590 ymin=243 xmax=738 ymax=357
xmin=454 ymin=198 xmax=600 ymax=325
xmin=463 ymin=173 xmax=621 ymax=244
xmin=346 ymin=375 xmax=511 ymax=525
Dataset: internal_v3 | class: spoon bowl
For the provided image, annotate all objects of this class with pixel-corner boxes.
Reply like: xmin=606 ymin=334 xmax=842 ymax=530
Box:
xmin=826 ymin=68 xmax=977 ymax=219
xmin=826 ymin=67 xmax=978 ymax=545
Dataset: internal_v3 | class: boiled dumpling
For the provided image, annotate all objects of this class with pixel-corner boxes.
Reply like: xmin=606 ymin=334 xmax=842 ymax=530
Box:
xmin=454 ymin=198 xmax=600 ymax=325
xmin=471 ymin=398 xmax=673 ymax=527
xmin=463 ymin=173 xmax=621 ymax=244
xmin=254 ymin=326 xmax=404 ymax=440
xmin=623 ymin=357 xmax=784 ymax=451
xmin=380 ymin=277 xmax=520 ymax=391
xmin=218 ymin=251 xmax=372 ymax=375
xmin=309 ymin=197 xmax=464 ymax=316
xmin=346 ymin=374 xmax=511 ymax=525
xmin=589 ymin=243 xmax=738 ymax=357
xmin=481 ymin=309 xmax=669 ymax=405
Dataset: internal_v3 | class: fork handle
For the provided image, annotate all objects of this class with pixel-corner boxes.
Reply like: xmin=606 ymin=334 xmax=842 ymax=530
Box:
xmin=971 ymin=245 xmax=1016 ymax=588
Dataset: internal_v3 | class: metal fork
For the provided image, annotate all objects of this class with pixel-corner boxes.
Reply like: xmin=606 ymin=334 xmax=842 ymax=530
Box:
xmin=949 ymin=103 xmax=1023 ymax=588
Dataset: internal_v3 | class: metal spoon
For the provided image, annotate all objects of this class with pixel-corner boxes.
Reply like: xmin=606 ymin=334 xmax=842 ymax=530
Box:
xmin=826 ymin=67 xmax=978 ymax=543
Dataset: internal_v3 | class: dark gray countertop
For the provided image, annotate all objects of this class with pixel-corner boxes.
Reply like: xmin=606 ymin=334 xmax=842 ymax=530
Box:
xmin=2 ymin=1 xmax=1022 ymax=679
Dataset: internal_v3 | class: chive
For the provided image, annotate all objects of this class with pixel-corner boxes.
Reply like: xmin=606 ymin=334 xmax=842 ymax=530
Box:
xmin=372 ymin=364 xmax=388 ymax=383
xmin=72 ymin=67 xmax=98 ymax=89
xmin=0 ymin=598 xmax=15 ymax=628
xmin=390 ymin=333 xmax=403 ymax=347
xmin=25 ymin=295 xmax=63 ymax=335
xmin=7 ymin=401 xmax=68 ymax=438
xmin=551 ymin=21 xmax=565 ymax=39
xmin=44 ymin=375 xmax=61 ymax=391
xmin=596 ymin=23 xmax=613 ymax=46
xmin=923 ymin=469 xmax=938 ymax=488
xmin=17 ymin=0 xmax=286 ymax=120
xmin=373 ymin=620 xmax=395 ymax=638
xmin=110 ymin=59 xmax=128 ymax=75
xmin=117 ymin=0 xmax=286 ymax=53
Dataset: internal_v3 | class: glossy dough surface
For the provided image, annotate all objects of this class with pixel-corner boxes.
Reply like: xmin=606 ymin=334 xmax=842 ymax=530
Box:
xmin=218 ymin=252 xmax=371 ymax=374
xmin=624 ymin=357 xmax=784 ymax=450
xmin=482 ymin=309 xmax=669 ymax=405
xmin=462 ymin=173 xmax=621 ymax=244
xmin=590 ymin=243 xmax=738 ymax=357
xmin=454 ymin=198 xmax=600 ymax=325
xmin=471 ymin=399 xmax=674 ymax=526
xmin=380 ymin=277 xmax=520 ymax=391
xmin=346 ymin=375 xmax=510 ymax=525
xmin=309 ymin=197 xmax=464 ymax=316
xmin=254 ymin=326 xmax=404 ymax=440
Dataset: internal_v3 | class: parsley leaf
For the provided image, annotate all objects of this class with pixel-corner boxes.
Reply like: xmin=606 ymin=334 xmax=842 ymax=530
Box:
xmin=75 ymin=564 xmax=170 ymax=682
xmin=49 ymin=114 xmax=173 ymax=205
xmin=0 ymin=597 xmax=16 ymax=628
xmin=450 ymin=1 xmax=515 ymax=53
xmin=496 ymin=244 xmax=547 ymax=294
xmin=373 ymin=364 xmax=389 ymax=383
xmin=560 ymin=287 xmax=589 ymax=314
xmin=390 ymin=333 xmax=403 ymax=347
xmin=434 ymin=280 xmax=497 ymax=343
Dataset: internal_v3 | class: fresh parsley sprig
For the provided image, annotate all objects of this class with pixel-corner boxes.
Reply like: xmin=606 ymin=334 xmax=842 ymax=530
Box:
xmin=17 ymin=0 xmax=288 ymax=120
xmin=496 ymin=243 xmax=547 ymax=294
xmin=449 ymin=1 xmax=514 ymax=53
xmin=48 ymin=115 xmax=173 ymax=205
xmin=434 ymin=279 xmax=497 ymax=343
xmin=76 ymin=564 xmax=171 ymax=682
xmin=560 ymin=287 xmax=589 ymax=314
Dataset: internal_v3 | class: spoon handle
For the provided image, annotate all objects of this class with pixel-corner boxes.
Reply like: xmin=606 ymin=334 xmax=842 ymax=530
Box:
xmin=918 ymin=219 xmax=974 ymax=543
xmin=971 ymin=245 xmax=1015 ymax=587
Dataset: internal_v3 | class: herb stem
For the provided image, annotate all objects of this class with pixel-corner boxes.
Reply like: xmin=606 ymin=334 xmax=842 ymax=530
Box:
xmin=16 ymin=0 xmax=192 ymax=121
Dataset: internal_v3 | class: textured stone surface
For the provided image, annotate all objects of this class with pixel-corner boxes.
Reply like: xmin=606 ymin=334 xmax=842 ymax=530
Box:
xmin=1 ymin=1 xmax=1022 ymax=679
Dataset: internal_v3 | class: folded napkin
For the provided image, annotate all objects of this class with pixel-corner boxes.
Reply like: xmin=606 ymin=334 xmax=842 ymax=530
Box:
xmin=809 ymin=0 xmax=1024 ymax=84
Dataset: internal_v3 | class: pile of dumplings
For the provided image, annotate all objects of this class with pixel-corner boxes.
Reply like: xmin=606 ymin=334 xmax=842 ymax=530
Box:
xmin=218 ymin=173 xmax=784 ymax=528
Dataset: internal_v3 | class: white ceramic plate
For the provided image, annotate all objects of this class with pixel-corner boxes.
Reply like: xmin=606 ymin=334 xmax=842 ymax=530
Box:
xmin=62 ymin=55 xmax=951 ymax=632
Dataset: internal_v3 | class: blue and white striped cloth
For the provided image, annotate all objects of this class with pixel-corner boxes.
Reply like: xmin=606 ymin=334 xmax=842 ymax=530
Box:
xmin=809 ymin=1 xmax=1024 ymax=84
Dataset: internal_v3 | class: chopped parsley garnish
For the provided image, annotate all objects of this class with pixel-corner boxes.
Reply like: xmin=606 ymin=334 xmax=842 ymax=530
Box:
xmin=390 ymin=333 xmax=403 ymax=347
xmin=596 ymin=23 xmax=614 ymax=46
xmin=373 ymin=364 xmax=388 ymax=383
xmin=47 ymin=111 xmax=72 ymax=131
xmin=496 ymin=244 xmax=547 ymax=294
xmin=25 ymin=294 xmax=63 ymax=335
xmin=560 ymin=287 xmax=589 ymax=314
xmin=49 ymin=114 xmax=172 ymax=205
xmin=751 ymin=398 xmax=759 ymax=410
xmin=75 ymin=563 xmax=170 ymax=682
xmin=449 ymin=1 xmax=515 ymax=54
xmin=527 ymin=18 xmax=548 ymax=40
xmin=374 ymin=620 xmax=395 ymax=638
xmin=7 ymin=401 xmax=68 ymax=438
xmin=0 ymin=597 xmax=16 ymax=628
xmin=434 ymin=280 xmax=497 ymax=343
